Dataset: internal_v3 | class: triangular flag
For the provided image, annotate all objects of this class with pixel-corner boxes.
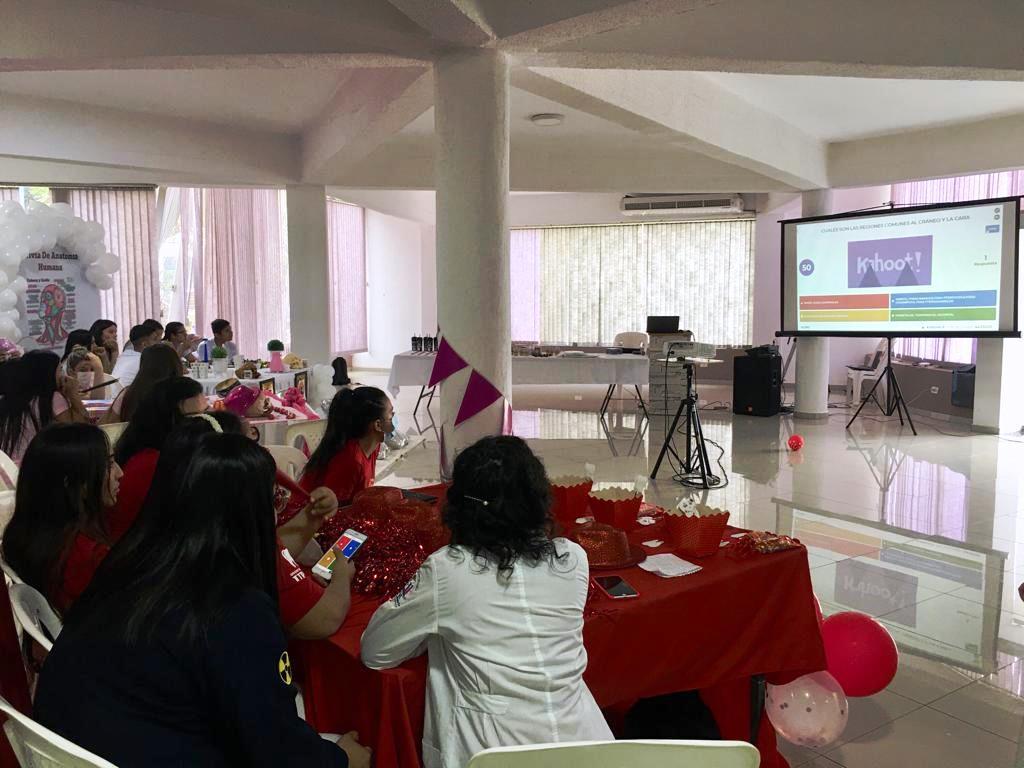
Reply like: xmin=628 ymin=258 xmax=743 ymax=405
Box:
xmin=455 ymin=370 xmax=504 ymax=426
xmin=428 ymin=337 xmax=468 ymax=388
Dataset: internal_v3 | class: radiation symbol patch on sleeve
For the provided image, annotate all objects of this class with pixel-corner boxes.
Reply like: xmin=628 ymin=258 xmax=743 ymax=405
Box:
xmin=278 ymin=651 xmax=293 ymax=685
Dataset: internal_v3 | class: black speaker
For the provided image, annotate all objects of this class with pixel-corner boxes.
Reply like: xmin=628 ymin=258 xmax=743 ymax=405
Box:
xmin=733 ymin=355 xmax=781 ymax=417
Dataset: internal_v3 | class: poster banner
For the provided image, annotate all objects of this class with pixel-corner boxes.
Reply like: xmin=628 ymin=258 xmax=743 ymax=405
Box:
xmin=18 ymin=247 xmax=102 ymax=352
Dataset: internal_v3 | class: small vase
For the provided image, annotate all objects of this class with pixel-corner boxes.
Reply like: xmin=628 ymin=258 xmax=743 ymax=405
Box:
xmin=212 ymin=358 xmax=228 ymax=375
xmin=269 ymin=351 xmax=286 ymax=373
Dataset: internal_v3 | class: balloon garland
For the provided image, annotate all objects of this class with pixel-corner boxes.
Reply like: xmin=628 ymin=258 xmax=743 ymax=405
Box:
xmin=0 ymin=199 xmax=121 ymax=341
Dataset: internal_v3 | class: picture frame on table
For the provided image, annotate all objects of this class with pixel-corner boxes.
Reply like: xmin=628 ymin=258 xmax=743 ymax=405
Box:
xmin=259 ymin=378 xmax=276 ymax=394
xmin=293 ymin=370 xmax=308 ymax=397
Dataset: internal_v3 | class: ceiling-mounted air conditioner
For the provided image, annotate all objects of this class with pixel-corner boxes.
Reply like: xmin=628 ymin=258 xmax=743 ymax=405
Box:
xmin=619 ymin=193 xmax=746 ymax=217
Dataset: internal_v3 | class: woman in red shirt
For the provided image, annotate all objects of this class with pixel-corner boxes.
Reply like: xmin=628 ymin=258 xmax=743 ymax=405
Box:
xmin=109 ymin=376 xmax=207 ymax=539
xmin=1 ymin=423 xmax=123 ymax=614
xmin=299 ymin=386 xmax=393 ymax=505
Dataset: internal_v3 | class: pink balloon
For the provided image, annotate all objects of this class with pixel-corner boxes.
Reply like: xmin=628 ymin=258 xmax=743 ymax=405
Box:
xmin=766 ymin=671 xmax=848 ymax=748
xmin=821 ymin=611 xmax=898 ymax=697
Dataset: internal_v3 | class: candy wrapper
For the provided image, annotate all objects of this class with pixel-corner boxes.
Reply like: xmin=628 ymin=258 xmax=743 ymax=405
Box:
xmin=665 ymin=502 xmax=730 ymax=558
xmin=316 ymin=510 xmax=426 ymax=598
xmin=587 ymin=487 xmax=643 ymax=531
xmin=729 ymin=531 xmax=802 ymax=557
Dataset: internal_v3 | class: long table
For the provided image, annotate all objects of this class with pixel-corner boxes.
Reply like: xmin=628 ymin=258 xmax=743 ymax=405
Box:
xmin=388 ymin=352 xmax=650 ymax=417
xmin=293 ymin=513 xmax=825 ymax=768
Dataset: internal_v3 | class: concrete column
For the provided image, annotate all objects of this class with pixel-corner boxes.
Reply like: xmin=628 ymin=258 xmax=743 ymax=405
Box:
xmin=973 ymin=335 xmax=1024 ymax=433
xmin=434 ymin=50 xmax=511 ymax=470
xmin=794 ymin=189 xmax=832 ymax=420
xmin=286 ymin=185 xmax=331 ymax=363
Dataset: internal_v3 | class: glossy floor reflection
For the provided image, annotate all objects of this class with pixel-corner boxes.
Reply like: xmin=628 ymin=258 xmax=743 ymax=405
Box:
xmin=359 ymin=371 xmax=1024 ymax=768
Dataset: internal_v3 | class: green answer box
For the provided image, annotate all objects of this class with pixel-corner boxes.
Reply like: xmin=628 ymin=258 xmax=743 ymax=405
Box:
xmin=890 ymin=307 xmax=997 ymax=322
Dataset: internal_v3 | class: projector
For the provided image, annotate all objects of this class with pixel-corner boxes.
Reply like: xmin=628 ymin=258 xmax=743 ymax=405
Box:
xmin=662 ymin=340 xmax=716 ymax=359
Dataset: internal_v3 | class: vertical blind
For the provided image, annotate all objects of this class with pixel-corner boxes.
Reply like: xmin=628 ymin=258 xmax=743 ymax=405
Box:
xmin=68 ymin=188 xmax=159 ymax=337
xmin=887 ymin=171 xmax=1024 ymax=364
xmin=326 ymin=199 xmax=368 ymax=355
xmin=513 ymin=219 xmax=755 ymax=345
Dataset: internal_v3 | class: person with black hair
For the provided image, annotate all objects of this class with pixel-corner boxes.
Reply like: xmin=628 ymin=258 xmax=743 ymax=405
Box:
xmin=0 ymin=350 xmax=89 ymax=462
xmin=108 ymin=376 xmax=206 ymax=538
xmin=111 ymin=324 xmax=156 ymax=388
xmin=196 ymin=318 xmax=238 ymax=362
xmin=33 ymin=433 xmax=371 ymax=768
xmin=163 ymin=320 xmax=199 ymax=363
xmin=88 ymin=319 xmax=118 ymax=373
xmin=299 ymin=387 xmax=393 ymax=505
xmin=141 ymin=318 xmax=163 ymax=345
xmin=101 ymin=343 xmax=184 ymax=425
xmin=361 ymin=435 xmax=611 ymax=768
xmin=1 ymin=423 xmax=123 ymax=613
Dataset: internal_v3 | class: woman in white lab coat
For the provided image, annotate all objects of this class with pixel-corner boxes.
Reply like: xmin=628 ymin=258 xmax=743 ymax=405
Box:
xmin=361 ymin=435 xmax=612 ymax=768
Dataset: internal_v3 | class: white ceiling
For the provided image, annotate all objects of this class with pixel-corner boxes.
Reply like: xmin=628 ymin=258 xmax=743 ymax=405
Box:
xmin=5 ymin=0 xmax=1024 ymax=189
xmin=0 ymin=69 xmax=342 ymax=132
xmin=702 ymin=72 xmax=1024 ymax=142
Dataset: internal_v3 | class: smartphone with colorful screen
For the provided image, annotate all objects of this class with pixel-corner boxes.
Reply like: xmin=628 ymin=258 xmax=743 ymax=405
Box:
xmin=312 ymin=529 xmax=368 ymax=580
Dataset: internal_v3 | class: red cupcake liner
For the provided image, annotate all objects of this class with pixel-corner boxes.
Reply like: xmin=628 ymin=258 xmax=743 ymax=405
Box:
xmin=666 ymin=512 xmax=730 ymax=558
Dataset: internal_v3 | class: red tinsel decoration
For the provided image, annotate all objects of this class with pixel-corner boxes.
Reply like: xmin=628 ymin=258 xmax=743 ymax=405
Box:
xmin=316 ymin=509 xmax=426 ymax=599
xmin=728 ymin=531 xmax=802 ymax=558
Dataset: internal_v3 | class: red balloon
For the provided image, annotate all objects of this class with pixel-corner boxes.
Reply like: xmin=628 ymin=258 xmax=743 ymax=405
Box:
xmin=788 ymin=434 xmax=804 ymax=451
xmin=821 ymin=611 xmax=898 ymax=697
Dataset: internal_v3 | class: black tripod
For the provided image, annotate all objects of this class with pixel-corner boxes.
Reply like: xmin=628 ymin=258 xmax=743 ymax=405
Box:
xmin=845 ymin=337 xmax=916 ymax=435
xmin=650 ymin=360 xmax=722 ymax=488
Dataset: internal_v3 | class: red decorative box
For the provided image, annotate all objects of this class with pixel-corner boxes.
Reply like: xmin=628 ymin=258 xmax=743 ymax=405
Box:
xmin=549 ymin=476 xmax=594 ymax=532
xmin=666 ymin=508 xmax=730 ymax=558
xmin=588 ymin=488 xmax=643 ymax=532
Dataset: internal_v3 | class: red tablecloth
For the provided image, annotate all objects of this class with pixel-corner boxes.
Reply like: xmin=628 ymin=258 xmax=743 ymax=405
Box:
xmin=293 ymin=525 xmax=826 ymax=768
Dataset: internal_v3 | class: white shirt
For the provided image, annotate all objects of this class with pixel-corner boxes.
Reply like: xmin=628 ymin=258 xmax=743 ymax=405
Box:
xmin=196 ymin=339 xmax=239 ymax=362
xmin=361 ymin=540 xmax=611 ymax=768
xmin=110 ymin=348 xmax=142 ymax=389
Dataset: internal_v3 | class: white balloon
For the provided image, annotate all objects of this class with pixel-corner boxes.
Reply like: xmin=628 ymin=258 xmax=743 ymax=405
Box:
xmin=3 ymin=309 xmax=19 ymax=323
xmin=94 ymin=274 xmax=114 ymax=290
xmin=82 ymin=221 xmax=105 ymax=243
xmin=0 ymin=318 xmax=17 ymax=340
xmin=10 ymin=276 xmax=27 ymax=294
xmin=0 ymin=290 xmax=17 ymax=311
xmin=0 ymin=201 xmax=24 ymax=217
xmin=25 ymin=199 xmax=48 ymax=215
xmin=0 ymin=271 xmax=10 ymax=291
xmin=97 ymin=252 xmax=120 ymax=273
xmin=78 ymin=243 xmax=102 ymax=265
xmin=50 ymin=202 xmax=73 ymax=218
xmin=0 ymin=249 xmax=22 ymax=268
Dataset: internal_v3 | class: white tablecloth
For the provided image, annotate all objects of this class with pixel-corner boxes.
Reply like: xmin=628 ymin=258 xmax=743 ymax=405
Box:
xmin=189 ymin=368 xmax=309 ymax=396
xmin=387 ymin=352 xmax=648 ymax=397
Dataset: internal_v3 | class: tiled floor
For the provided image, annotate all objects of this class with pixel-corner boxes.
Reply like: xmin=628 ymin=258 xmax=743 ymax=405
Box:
xmin=361 ymin=370 xmax=1024 ymax=768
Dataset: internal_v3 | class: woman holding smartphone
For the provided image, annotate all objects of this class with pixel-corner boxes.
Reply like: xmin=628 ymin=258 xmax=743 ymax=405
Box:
xmin=361 ymin=435 xmax=611 ymax=768
xmin=34 ymin=433 xmax=371 ymax=768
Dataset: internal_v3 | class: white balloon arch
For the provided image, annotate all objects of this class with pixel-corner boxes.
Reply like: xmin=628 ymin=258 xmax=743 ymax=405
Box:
xmin=0 ymin=199 xmax=121 ymax=341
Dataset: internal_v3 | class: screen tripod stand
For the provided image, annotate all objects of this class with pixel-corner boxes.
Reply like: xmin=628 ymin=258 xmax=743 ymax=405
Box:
xmin=845 ymin=337 xmax=917 ymax=435
xmin=650 ymin=359 xmax=722 ymax=488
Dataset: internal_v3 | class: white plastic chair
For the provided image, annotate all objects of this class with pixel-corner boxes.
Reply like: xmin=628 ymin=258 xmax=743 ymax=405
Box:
xmin=0 ymin=449 xmax=18 ymax=491
xmin=467 ymin=740 xmax=760 ymax=768
xmin=97 ymin=422 xmax=126 ymax=448
xmin=9 ymin=583 xmax=62 ymax=653
xmin=265 ymin=445 xmax=308 ymax=480
xmin=613 ymin=331 xmax=649 ymax=350
xmin=0 ymin=695 xmax=119 ymax=767
xmin=1 ymin=553 xmax=22 ymax=585
xmin=285 ymin=420 xmax=326 ymax=454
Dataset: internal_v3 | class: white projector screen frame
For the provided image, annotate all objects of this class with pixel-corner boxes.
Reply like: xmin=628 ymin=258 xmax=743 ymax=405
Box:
xmin=779 ymin=196 xmax=1021 ymax=338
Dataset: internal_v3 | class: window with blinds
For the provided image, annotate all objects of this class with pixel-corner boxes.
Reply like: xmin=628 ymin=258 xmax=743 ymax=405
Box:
xmin=511 ymin=219 xmax=756 ymax=345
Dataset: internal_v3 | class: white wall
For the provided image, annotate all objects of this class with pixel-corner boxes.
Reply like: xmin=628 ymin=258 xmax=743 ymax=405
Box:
xmin=353 ymin=210 xmax=424 ymax=369
xmin=421 ymin=224 xmax=437 ymax=332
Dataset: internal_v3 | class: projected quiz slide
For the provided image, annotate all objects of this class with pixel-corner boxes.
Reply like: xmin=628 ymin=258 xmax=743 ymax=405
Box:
xmin=786 ymin=200 xmax=1017 ymax=334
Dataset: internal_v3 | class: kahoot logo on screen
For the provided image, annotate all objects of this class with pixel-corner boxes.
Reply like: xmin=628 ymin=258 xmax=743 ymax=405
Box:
xmin=847 ymin=235 xmax=933 ymax=289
